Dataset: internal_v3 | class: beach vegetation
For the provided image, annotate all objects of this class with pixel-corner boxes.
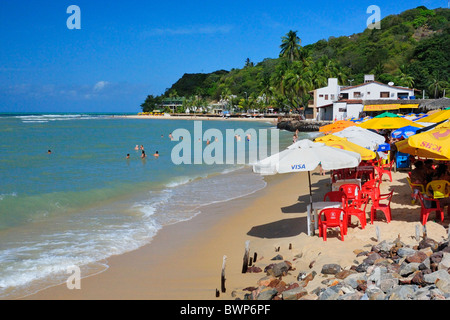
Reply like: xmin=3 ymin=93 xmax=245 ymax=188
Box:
xmin=141 ymin=6 xmax=449 ymax=114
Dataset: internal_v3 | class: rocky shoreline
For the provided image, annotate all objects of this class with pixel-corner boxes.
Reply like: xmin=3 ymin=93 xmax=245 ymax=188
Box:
xmin=276 ymin=120 xmax=330 ymax=132
xmin=236 ymin=235 xmax=450 ymax=300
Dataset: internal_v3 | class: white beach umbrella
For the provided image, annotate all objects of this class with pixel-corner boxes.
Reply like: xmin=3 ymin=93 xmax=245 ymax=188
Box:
xmin=253 ymin=139 xmax=361 ymax=220
xmin=332 ymin=126 xmax=385 ymax=151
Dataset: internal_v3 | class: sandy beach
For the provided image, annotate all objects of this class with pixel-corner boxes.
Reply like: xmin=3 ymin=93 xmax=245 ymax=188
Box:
xmin=23 ymin=167 xmax=449 ymax=300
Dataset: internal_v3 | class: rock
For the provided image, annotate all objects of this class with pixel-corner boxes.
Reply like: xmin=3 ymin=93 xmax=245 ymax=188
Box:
xmin=366 ymin=285 xmax=386 ymax=300
xmin=373 ymin=240 xmax=394 ymax=254
xmin=397 ymin=247 xmax=416 ymax=258
xmin=318 ymin=286 xmax=341 ymax=300
xmin=355 ymin=262 xmax=369 ymax=273
xmin=420 ymin=247 xmax=434 ymax=257
xmin=387 ymin=285 xmax=418 ymax=300
xmin=321 ymin=263 xmax=342 ymax=275
xmin=436 ymin=278 xmax=450 ymax=294
xmin=256 ymin=287 xmax=278 ymax=300
xmin=424 ymin=269 xmax=450 ymax=284
xmin=271 ymin=254 xmax=283 ymax=261
xmin=367 ymin=266 xmax=385 ymax=287
xmin=430 ymin=252 xmax=443 ymax=264
xmin=247 ymin=266 xmax=262 ymax=273
xmin=380 ymin=274 xmax=399 ymax=293
xmin=400 ymin=262 xmax=421 ymax=277
xmin=299 ymin=271 xmax=316 ymax=287
xmin=336 ymin=269 xmax=356 ymax=279
xmin=438 ymin=252 xmax=450 ymax=270
xmin=257 ymin=276 xmax=277 ymax=287
xmin=343 ymin=273 xmax=367 ymax=289
xmin=337 ymin=291 xmax=364 ymax=300
xmin=406 ymin=251 xmax=428 ymax=264
xmin=411 ymin=271 xmax=428 ymax=286
xmin=266 ymin=261 xmax=291 ymax=277
xmin=363 ymin=252 xmax=382 ymax=265
xmin=297 ymin=271 xmax=307 ymax=281
xmin=419 ymin=238 xmax=439 ymax=252
xmin=282 ymin=286 xmax=308 ymax=300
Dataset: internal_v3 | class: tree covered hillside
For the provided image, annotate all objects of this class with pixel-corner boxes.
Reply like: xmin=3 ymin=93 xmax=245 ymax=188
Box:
xmin=141 ymin=6 xmax=449 ymax=113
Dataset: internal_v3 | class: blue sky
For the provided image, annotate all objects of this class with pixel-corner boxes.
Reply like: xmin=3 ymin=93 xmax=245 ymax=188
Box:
xmin=0 ymin=0 xmax=446 ymax=113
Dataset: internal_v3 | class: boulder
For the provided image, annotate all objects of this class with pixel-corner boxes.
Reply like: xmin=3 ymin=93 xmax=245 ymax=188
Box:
xmin=321 ymin=263 xmax=342 ymax=275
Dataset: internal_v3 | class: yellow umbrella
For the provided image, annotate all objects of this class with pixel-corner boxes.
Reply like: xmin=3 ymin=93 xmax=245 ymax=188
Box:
xmin=315 ymin=135 xmax=377 ymax=160
xmin=419 ymin=110 xmax=450 ymax=123
xmin=396 ymin=127 xmax=450 ymax=160
xmin=319 ymin=120 xmax=355 ymax=134
xmin=357 ymin=117 xmax=424 ymax=130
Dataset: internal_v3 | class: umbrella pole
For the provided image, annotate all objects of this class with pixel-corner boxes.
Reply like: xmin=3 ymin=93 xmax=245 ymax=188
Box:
xmin=308 ymin=171 xmax=314 ymax=236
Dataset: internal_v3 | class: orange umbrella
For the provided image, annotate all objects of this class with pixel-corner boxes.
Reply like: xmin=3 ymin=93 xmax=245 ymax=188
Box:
xmin=319 ymin=120 xmax=355 ymax=134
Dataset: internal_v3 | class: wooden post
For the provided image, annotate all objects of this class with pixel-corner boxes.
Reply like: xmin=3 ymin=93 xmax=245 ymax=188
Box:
xmin=241 ymin=241 xmax=250 ymax=273
xmin=376 ymin=226 xmax=380 ymax=242
xmin=221 ymin=255 xmax=227 ymax=293
xmin=415 ymin=224 xmax=420 ymax=242
xmin=253 ymin=252 xmax=257 ymax=263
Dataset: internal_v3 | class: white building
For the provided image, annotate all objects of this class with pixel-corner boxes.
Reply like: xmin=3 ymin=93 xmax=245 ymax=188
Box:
xmin=310 ymin=75 xmax=417 ymax=121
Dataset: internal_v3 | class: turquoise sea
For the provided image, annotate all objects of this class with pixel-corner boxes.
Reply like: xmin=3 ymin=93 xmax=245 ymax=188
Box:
xmin=0 ymin=113 xmax=315 ymax=299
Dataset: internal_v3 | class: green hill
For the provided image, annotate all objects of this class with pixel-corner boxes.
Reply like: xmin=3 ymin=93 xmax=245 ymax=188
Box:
xmin=142 ymin=6 xmax=449 ymax=113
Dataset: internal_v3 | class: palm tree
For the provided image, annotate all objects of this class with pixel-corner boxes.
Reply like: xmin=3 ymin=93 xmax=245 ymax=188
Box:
xmin=280 ymin=30 xmax=301 ymax=62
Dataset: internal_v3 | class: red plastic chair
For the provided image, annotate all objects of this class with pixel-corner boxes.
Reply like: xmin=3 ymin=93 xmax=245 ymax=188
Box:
xmin=344 ymin=192 xmax=367 ymax=230
xmin=370 ymin=189 xmax=394 ymax=224
xmin=324 ymin=191 xmax=347 ymax=202
xmin=417 ymin=192 xmax=444 ymax=225
xmin=360 ymin=178 xmax=382 ymax=211
xmin=339 ymin=183 xmax=360 ymax=203
xmin=375 ymin=161 xmax=393 ymax=182
xmin=318 ymin=208 xmax=347 ymax=241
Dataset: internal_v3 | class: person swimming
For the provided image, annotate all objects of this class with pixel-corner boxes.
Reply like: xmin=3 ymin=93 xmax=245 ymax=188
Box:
xmin=153 ymin=151 xmax=159 ymax=157
xmin=141 ymin=150 xmax=146 ymax=158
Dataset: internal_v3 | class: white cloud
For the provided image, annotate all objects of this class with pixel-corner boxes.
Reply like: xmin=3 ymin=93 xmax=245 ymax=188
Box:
xmin=143 ymin=24 xmax=233 ymax=37
xmin=93 ymin=81 xmax=109 ymax=92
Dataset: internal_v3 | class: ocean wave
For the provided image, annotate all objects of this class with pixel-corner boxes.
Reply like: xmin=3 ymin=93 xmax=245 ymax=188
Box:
xmin=14 ymin=114 xmax=106 ymax=123
xmin=0 ymin=192 xmax=17 ymax=201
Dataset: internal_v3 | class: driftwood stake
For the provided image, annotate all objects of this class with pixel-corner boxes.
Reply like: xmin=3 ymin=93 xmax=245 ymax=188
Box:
xmin=415 ymin=224 xmax=421 ymax=242
xmin=376 ymin=226 xmax=380 ymax=242
xmin=241 ymin=241 xmax=250 ymax=273
xmin=221 ymin=255 xmax=227 ymax=293
xmin=253 ymin=252 xmax=258 ymax=263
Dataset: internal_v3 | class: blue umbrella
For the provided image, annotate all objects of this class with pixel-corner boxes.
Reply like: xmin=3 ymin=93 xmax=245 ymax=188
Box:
xmin=391 ymin=125 xmax=421 ymax=139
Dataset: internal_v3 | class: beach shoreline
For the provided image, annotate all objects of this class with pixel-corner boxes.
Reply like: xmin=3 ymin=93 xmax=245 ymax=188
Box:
xmin=22 ymin=168 xmax=449 ymax=300
xmin=117 ymin=114 xmax=279 ymax=124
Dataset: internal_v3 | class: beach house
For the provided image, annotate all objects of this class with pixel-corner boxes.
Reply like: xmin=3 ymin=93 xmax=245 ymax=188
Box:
xmin=309 ymin=75 xmax=418 ymax=121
